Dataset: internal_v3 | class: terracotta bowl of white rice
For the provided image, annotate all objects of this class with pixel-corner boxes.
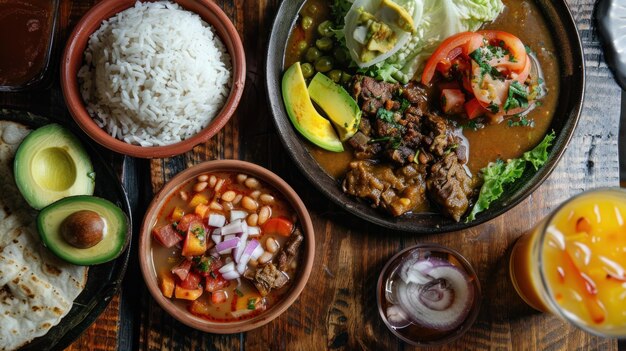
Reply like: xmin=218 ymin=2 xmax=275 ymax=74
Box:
xmin=61 ymin=0 xmax=245 ymax=158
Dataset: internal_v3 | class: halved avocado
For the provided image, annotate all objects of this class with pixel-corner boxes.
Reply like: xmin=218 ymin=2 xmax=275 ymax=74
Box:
xmin=37 ymin=195 xmax=130 ymax=265
xmin=282 ymin=62 xmax=344 ymax=152
xmin=14 ymin=124 xmax=95 ymax=210
xmin=308 ymin=72 xmax=361 ymax=141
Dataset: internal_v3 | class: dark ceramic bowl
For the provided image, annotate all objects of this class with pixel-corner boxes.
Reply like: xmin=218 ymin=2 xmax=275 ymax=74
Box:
xmin=61 ymin=0 xmax=245 ymax=158
xmin=0 ymin=109 xmax=132 ymax=351
xmin=265 ymin=0 xmax=585 ymax=233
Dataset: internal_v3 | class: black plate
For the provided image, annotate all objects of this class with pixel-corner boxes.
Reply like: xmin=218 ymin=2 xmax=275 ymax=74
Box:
xmin=265 ymin=0 xmax=585 ymax=233
xmin=0 ymin=109 xmax=132 ymax=350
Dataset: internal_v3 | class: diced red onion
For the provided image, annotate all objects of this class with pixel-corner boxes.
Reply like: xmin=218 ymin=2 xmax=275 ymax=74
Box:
xmin=247 ymin=226 xmax=261 ymax=237
xmin=208 ymin=247 xmax=219 ymax=258
xmin=215 ymin=238 xmax=239 ymax=254
xmin=221 ymin=219 xmax=244 ymax=235
xmin=223 ymin=234 xmax=236 ymax=241
xmin=250 ymin=245 xmax=264 ymax=260
xmin=236 ymin=240 xmax=260 ymax=274
xmin=222 ymin=270 xmax=240 ymax=280
xmin=208 ymin=213 xmax=226 ymax=228
xmin=211 ymin=234 xmax=222 ymax=245
xmin=386 ymin=305 xmax=411 ymax=329
xmin=230 ymin=210 xmax=248 ymax=222
xmin=212 ymin=227 xmax=222 ymax=236
xmin=233 ymin=232 xmax=249 ymax=263
xmin=219 ymin=261 xmax=236 ymax=274
xmin=392 ymin=257 xmax=474 ymax=332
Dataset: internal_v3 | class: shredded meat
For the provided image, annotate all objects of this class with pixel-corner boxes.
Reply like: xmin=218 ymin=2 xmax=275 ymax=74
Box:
xmin=426 ymin=153 xmax=474 ymax=221
xmin=342 ymin=74 xmax=474 ymax=221
xmin=252 ymin=263 xmax=289 ymax=297
xmin=342 ymin=160 xmax=428 ymax=216
xmin=277 ymin=228 xmax=303 ymax=271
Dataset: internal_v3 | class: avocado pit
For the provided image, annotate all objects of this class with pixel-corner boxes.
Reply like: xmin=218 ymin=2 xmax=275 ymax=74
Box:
xmin=61 ymin=210 xmax=104 ymax=249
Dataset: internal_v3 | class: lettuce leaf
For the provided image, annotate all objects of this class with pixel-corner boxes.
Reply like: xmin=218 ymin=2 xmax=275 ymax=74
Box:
xmin=465 ymin=130 xmax=556 ymax=222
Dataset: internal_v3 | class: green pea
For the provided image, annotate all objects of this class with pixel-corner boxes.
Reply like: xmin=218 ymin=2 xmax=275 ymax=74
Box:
xmin=341 ymin=72 xmax=352 ymax=84
xmin=333 ymin=47 xmax=349 ymax=63
xmin=317 ymin=20 xmax=334 ymax=38
xmin=328 ymin=70 xmax=342 ymax=83
xmin=315 ymin=37 xmax=334 ymax=52
xmin=314 ymin=56 xmax=334 ymax=73
xmin=306 ymin=4 xmax=319 ymax=15
xmin=301 ymin=63 xmax=315 ymax=79
xmin=296 ymin=40 xmax=308 ymax=53
xmin=301 ymin=16 xmax=313 ymax=30
xmin=305 ymin=47 xmax=322 ymax=63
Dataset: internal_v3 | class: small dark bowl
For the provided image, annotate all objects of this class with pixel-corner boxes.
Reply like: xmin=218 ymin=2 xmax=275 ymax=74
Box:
xmin=265 ymin=0 xmax=585 ymax=233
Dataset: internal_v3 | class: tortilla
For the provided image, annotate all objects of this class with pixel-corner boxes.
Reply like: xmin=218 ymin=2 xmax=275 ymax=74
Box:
xmin=0 ymin=121 xmax=89 ymax=351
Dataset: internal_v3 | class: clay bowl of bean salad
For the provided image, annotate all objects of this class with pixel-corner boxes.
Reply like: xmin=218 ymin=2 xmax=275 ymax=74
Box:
xmin=139 ymin=160 xmax=315 ymax=333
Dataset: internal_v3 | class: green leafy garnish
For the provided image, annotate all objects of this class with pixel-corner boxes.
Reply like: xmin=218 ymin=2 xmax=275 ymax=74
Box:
xmin=376 ymin=108 xmax=395 ymax=123
xmin=247 ymin=298 xmax=257 ymax=310
xmin=503 ymin=81 xmax=529 ymax=112
xmin=235 ymin=288 xmax=244 ymax=297
xmin=465 ymin=130 xmax=556 ymax=222
xmin=507 ymin=115 xmax=535 ymax=128
xmin=191 ymin=226 xmax=206 ymax=241
xmin=87 ymin=171 xmax=96 ymax=183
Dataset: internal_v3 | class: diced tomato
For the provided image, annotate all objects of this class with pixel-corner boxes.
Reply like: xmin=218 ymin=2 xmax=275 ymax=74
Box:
xmin=422 ymin=32 xmax=483 ymax=85
xmin=152 ymin=224 xmax=183 ymax=248
xmin=171 ymin=259 xmax=192 ymax=281
xmin=177 ymin=214 xmax=201 ymax=232
xmin=182 ymin=221 xmax=208 ymax=257
xmin=464 ymin=98 xmax=488 ymax=120
xmin=470 ymin=61 xmax=511 ymax=112
xmin=477 ymin=30 xmax=527 ymax=73
xmin=261 ymin=217 xmax=294 ymax=237
xmin=179 ymin=271 xmax=202 ymax=290
xmin=195 ymin=203 xmax=210 ymax=218
xmin=174 ymin=285 xmax=203 ymax=301
xmin=211 ymin=290 xmax=228 ymax=304
xmin=513 ymin=54 xmax=531 ymax=84
xmin=440 ymin=89 xmax=465 ymax=115
xmin=205 ymin=273 xmax=230 ymax=292
xmin=159 ymin=271 xmax=175 ymax=298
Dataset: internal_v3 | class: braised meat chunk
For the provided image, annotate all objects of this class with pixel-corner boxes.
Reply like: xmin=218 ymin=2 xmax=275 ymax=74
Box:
xmin=252 ymin=263 xmax=289 ymax=297
xmin=277 ymin=228 xmax=303 ymax=272
xmin=426 ymin=153 xmax=474 ymax=221
xmin=342 ymin=160 xmax=428 ymax=217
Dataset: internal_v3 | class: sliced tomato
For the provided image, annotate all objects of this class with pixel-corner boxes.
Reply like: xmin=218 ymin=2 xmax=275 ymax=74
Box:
xmin=464 ymin=98 xmax=487 ymax=119
xmin=441 ymin=89 xmax=465 ymax=115
xmin=477 ymin=30 xmax=527 ymax=73
xmin=470 ymin=61 xmax=511 ymax=113
xmin=211 ymin=290 xmax=228 ymax=304
xmin=513 ymin=54 xmax=531 ymax=84
xmin=205 ymin=273 xmax=230 ymax=292
xmin=178 ymin=271 xmax=202 ymax=290
xmin=422 ymin=32 xmax=483 ymax=85
xmin=261 ymin=217 xmax=294 ymax=237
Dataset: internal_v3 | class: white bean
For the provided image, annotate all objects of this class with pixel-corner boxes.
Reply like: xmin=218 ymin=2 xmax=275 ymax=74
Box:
xmin=233 ymin=194 xmax=243 ymax=205
xmin=241 ymin=196 xmax=258 ymax=211
xmin=215 ymin=178 xmax=225 ymax=192
xmin=266 ymin=237 xmax=279 ymax=253
xmin=197 ymin=174 xmax=209 ymax=182
xmin=209 ymin=201 xmax=223 ymax=210
xmin=247 ymin=213 xmax=258 ymax=226
xmin=259 ymin=194 xmax=274 ymax=204
xmin=221 ymin=190 xmax=236 ymax=202
xmin=250 ymin=190 xmax=261 ymax=199
xmin=258 ymin=252 xmax=273 ymax=264
xmin=236 ymin=174 xmax=248 ymax=183
xmin=179 ymin=191 xmax=188 ymax=201
xmin=209 ymin=175 xmax=217 ymax=188
xmin=194 ymin=182 xmax=208 ymax=192
xmin=258 ymin=206 xmax=271 ymax=225
xmin=244 ymin=177 xmax=260 ymax=189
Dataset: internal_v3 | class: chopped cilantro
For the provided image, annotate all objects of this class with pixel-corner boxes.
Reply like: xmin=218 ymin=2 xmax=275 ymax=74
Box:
xmin=389 ymin=136 xmax=402 ymax=149
xmin=464 ymin=120 xmax=483 ymax=131
xmin=503 ymin=81 xmax=529 ymax=112
xmin=191 ymin=226 xmax=206 ymax=240
xmin=235 ymin=288 xmax=244 ymax=297
xmin=507 ymin=115 xmax=535 ymax=128
xmin=247 ymin=298 xmax=257 ymax=310
xmin=487 ymin=102 xmax=500 ymax=113
xmin=376 ymin=108 xmax=395 ymax=123
xmin=399 ymin=98 xmax=410 ymax=113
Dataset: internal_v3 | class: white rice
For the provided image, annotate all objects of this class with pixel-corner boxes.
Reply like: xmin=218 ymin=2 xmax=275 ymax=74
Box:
xmin=78 ymin=1 xmax=232 ymax=147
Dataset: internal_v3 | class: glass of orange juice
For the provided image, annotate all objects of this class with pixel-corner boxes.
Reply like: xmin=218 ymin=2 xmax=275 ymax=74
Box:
xmin=510 ymin=188 xmax=626 ymax=337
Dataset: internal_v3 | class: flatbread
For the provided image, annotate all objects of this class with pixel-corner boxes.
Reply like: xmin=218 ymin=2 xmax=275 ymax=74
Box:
xmin=0 ymin=121 xmax=89 ymax=351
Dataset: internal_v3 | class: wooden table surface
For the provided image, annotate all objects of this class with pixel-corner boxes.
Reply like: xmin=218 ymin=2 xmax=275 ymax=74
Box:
xmin=1 ymin=0 xmax=625 ymax=350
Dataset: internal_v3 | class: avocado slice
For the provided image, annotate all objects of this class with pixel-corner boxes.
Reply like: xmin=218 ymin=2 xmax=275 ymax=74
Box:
xmin=14 ymin=124 xmax=95 ymax=210
xmin=282 ymin=62 xmax=344 ymax=152
xmin=37 ymin=195 xmax=130 ymax=265
xmin=308 ymin=73 xmax=361 ymax=141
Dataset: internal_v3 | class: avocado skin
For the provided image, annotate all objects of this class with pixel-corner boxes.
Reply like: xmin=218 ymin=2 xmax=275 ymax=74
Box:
xmin=14 ymin=123 xmax=95 ymax=210
xmin=37 ymin=195 xmax=130 ymax=265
